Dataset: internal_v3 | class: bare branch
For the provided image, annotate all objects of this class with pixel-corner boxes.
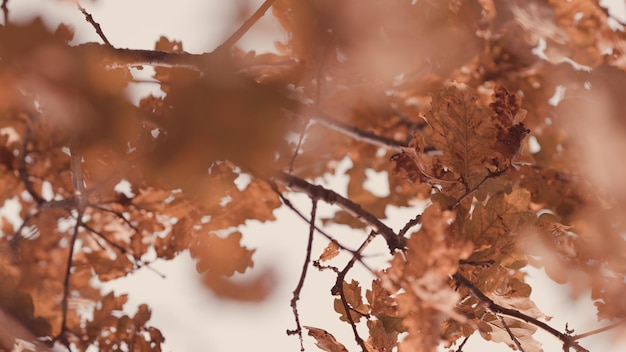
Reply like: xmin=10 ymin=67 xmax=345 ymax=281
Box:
xmin=1 ymin=0 xmax=8 ymax=25
xmin=288 ymin=43 xmax=331 ymax=173
xmin=398 ymin=214 xmax=421 ymax=237
xmin=89 ymin=204 xmax=141 ymax=234
xmin=455 ymin=335 xmax=470 ymax=352
xmin=286 ymin=199 xmax=317 ymax=351
xmin=18 ymin=127 xmax=44 ymax=205
xmin=74 ymin=44 xmax=209 ymax=70
xmin=57 ymin=213 xmax=82 ymax=347
xmin=332 ymin=232 xmax=376 ymax=352
xmin=77 ymin=3 xmax=113 ymax=47
xmin=273 ymin=171 xmax=405 ymax=251
xmin=311 ymin=107 xmax=406 ymax=152
xmin=214 ymin=0 xmax=277 ymax=53
xmin=572 ymin=319 xmax=625 ymax=341
xmin=57 ymin=140 xmax=88 ymax=345
xmin=70 ymin=140 xmax=87 ymax=213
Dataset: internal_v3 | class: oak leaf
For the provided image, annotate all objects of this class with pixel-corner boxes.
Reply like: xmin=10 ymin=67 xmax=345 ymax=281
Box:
xmin=192 ymin=232 xmax=255 ymax=277
xmin=423 ymin=85 xmax=498 ymax=189
xmin=333 ymin=280 xmax=370 ymax=323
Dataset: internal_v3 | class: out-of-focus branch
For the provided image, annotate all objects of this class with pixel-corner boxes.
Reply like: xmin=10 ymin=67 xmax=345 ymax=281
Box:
xmin=272 ymin=171 xmax=405 ymax=251
xmin=0 ymin=308 xmax=51 ymax=352
xmin=572 ymin=320 xmax=625 ymax=341
xmin=311 ymin=107 xmax=406 ymax=152
xmin=57 ymin=140 xmax=87 ymax=347
xmin=1 ymin=0 xmax=8 ymax=25
xmin=18 ymin=127 xmax=44 ymax=205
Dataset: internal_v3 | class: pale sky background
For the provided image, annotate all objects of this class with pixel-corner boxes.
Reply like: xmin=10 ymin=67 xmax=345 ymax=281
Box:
xmin=2 ymin=1 xmax=626 ymax=351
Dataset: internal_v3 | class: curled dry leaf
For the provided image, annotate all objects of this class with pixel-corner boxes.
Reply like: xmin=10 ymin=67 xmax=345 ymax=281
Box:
xmin=304 ymin=326 xmax=349 ymax=352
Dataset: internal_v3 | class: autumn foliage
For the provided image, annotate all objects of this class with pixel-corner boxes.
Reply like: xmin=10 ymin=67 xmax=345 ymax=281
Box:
xmin=0 ymin=0 xmax=626 ymax=351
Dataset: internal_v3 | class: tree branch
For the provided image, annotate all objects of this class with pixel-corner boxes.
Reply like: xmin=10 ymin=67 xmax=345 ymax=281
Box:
xmin=331 ymin=232 xmax=376 ymax=352
xmin=272 ymin=171 xmax=405 ymax=251
xmin=572 ymin=319 xmax=625 ymax=341
xmin=18 ymin=127 xmax=44 ymax=205
xmin=57 ymin=213 xmax=81 ymax=348
xmin=77 ymin=3 xmax=112 ymax=47
xmin=455 ymin=335 xmax=470 ymax=352
xmin=497 ymin=314 xmax=525 ymax=352
xmin=213 ymin=0 xmax=277 ymax=53
xmin=310 ymin=107 xmax=406 ymax=152
xmin=286 ymin=199 xmax=317 ymax=351
xmin=453 ymin=272 xmax=590 ymax=352
xmin=57 ymin=140 xmax=87 ymax=346
xmin=398 ymin=214 xmax=421 ymax=237
xmin=1 ymin=0 xmax=8 ymax=25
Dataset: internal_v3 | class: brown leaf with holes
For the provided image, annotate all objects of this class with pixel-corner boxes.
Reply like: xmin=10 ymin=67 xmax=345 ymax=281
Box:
xmin=422 ymin=85 xmax=499 ymax=189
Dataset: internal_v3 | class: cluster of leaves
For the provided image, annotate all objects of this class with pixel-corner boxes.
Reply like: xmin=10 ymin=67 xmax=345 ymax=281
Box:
xmin=0 ymin=0 xmax=626 ymax=351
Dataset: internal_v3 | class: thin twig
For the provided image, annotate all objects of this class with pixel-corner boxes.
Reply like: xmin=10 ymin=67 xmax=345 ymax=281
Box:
xmin=89 ymin=204 xmax=141 ymax=234
xmin=18 ymin=127 xmax=44 ymax=205
xmin=455 ymin=335 xmax=470 ymax=352
xmin=57 ymin=213 xmax=81 ymax=347
xmin=286 ymin=199 xmax=317 ymax=351
xmin=213 ymin=0 xmax=277 ymax=53
xmin=268 ymin=183 xmax=364 ymax=259
xmin=311 ymin=107 xmax=406 ymax=152
xmin=453 ymin=272 xmax=589 ymax=352
xmin=449 ymin=168 xmax=509 ymax=210
xmin=70 ymin=140 xmax=87 ymax=213
xmin=288 ymin=42 xmax=331 ymax=173
xmin=57 ymin=140 xmax=88 ymax=345
xmin=273 ymin=171 xmax=405 ymax=251
xmin=572 ymin=319 xmax=625 ymax=341
xmin=332 ymin=232 xmax=376 ymax=352
xmin=80 ymin=222 xmax=130 ymax=257
xmin=80 ymin=221 xmax=166 ymax=278
xmin=267 ymin=181 xmax=377 ymax=275
xmin=398 ymin=214 xmax=422 ymax=237
xmin=497 ymin=314 xmax=525 ymax=352
xmin=1 ymin=0 xmax=8 ymax=24
xmin=77 ymin=4 xmax=113 ymax=47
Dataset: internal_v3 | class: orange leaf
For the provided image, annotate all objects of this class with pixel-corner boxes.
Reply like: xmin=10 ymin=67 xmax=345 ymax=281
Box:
xmin=319 ymin=240 xmax=340 ymax=262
